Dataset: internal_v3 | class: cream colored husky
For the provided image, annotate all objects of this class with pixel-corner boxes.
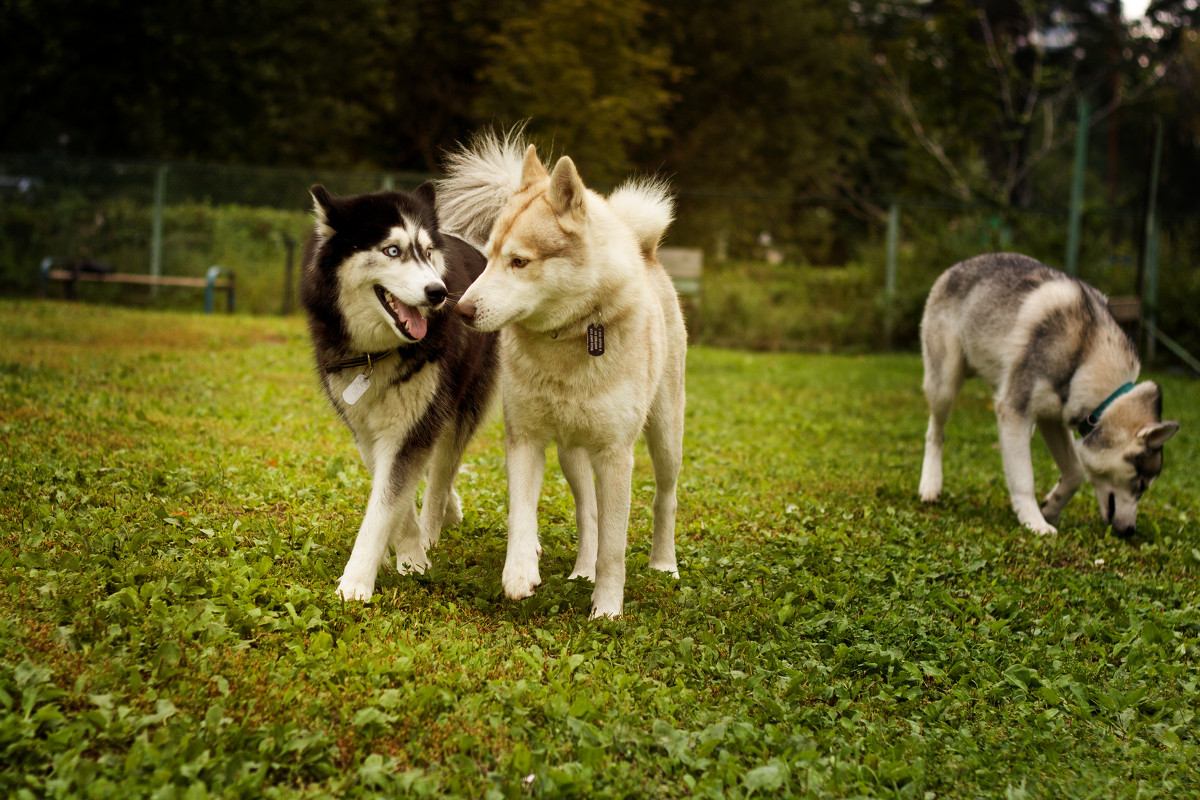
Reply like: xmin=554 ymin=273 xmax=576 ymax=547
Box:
xmin=437 ymin=133 xmax=686 ymax=618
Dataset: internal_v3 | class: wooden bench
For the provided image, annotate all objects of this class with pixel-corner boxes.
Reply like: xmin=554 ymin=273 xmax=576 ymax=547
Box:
xmin=1106 ymin=295 xmax=1140 ymax=324
xmin=38 ymin=258 xmax=235 ymax=313
xmin=659 ymin=247 xmax=703 ymax=300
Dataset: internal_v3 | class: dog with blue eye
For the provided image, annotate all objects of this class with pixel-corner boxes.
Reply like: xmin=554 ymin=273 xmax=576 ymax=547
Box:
xmin=301 ymin=183 xmax=498 ymax=600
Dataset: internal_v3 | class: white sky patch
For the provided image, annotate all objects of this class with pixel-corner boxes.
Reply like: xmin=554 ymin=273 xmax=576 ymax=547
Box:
xmin=1122 ymin=0 xmax=1151 ymax=20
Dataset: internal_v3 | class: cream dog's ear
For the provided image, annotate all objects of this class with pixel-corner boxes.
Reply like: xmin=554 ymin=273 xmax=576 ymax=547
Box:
xmin=547 ymin=156 xmax=586 ymax=229
xmin=520 ymin=144 xmax=548 ymax=190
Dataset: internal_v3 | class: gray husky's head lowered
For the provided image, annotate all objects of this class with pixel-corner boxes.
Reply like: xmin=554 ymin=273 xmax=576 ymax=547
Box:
xmin=306 ymin=183 xmax=450 ymax=353
xmin=1077 ymin=382 xmax=1179 ymax=538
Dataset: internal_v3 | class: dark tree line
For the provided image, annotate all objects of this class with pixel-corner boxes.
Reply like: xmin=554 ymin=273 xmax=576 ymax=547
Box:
xmin=3 ymin=0 xmax=1198 ymax=213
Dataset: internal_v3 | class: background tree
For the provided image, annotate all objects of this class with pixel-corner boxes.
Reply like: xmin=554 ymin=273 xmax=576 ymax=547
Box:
xmin=472 ymin=0 xmax=676 ymax=184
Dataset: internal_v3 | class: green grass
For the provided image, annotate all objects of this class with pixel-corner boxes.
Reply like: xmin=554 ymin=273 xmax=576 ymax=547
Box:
xmin=2 ymin=299 xmax=1199 ymax=799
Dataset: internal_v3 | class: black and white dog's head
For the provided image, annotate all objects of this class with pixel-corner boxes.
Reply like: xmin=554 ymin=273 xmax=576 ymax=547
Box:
xmin=1077 ymin=381 xmax=1180 ymax=538
xmin=303 ymin=183 xmax=450 ymax=354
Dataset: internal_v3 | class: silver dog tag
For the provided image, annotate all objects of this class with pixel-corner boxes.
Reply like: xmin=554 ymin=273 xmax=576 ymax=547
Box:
xmin=342 ymin=373 xmax=371 ymax=405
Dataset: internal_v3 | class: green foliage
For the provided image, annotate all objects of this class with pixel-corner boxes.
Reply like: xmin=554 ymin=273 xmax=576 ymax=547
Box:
xmin=690 ymin=261 xmax=880 ymax=352
xmin=2 ymin=301 xmax=1199 ymax=798
xmin=1 ymin=197 xmax=311 ymax=314
xmin=475 ymin=0 xmax=677 ymax=184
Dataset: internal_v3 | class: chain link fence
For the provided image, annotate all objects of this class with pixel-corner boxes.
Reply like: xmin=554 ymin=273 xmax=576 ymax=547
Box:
xmin=2 ymin=154 xmax=1197 ymax=365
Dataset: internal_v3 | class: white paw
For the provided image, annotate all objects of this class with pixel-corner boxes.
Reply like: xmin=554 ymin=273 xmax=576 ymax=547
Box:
xmin=396 ymin=548 xmax=430 ymax=575
xmin=588 ymin=598 xmax=622 ymax=620
xmin=918 ymin=482 xmax=941 ymax=503
xmin=421 ymin=526 xmax=440 ymax=550
xmin=442 ymin=490 xmax=463 ymax=530
xmin=649 ymin=560 xmax=679 ymax=578
xmin=336 ymin=576 xmax=374 ymax=602
xmin=568 ymin=567 xmax=595 ymax=582
xmin=589 ymin=584 xmax=623 ymax=619
xmin=502 ymin=563 xmax=541 ymax=600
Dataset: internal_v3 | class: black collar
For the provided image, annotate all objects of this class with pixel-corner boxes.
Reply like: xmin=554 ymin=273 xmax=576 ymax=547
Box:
xmin=322 ymin=348 xmax=398 ymax=374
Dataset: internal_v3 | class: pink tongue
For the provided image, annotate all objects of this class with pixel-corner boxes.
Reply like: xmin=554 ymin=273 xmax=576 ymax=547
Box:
xmin=397 ymin=303 xmax=427 ymax=340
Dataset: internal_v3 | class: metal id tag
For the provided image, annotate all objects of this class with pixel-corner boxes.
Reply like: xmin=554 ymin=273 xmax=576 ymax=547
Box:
xmin=342 ymin=373 xmax=371 ymax=405
xmin=587 ymin=323 xmax=605 ymax=356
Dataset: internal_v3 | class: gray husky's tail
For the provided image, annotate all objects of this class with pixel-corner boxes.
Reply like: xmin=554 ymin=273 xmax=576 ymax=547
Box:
xmin=436 ymin=127 xmax=529 ymax=249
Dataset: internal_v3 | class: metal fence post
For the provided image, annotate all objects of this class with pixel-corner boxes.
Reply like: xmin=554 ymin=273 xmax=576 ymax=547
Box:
xmin=282 ymin=234 xmax=296 ymax=315
xmin=1065 ymin=98 xmax=1090 ymax=276
xmin=1142 ymin=120 xmax=1164 ymax=364
xmin=884 ymin=202 xmax=899 ymax=349
xmin=150 ymin=164 xmax=168 ymax=297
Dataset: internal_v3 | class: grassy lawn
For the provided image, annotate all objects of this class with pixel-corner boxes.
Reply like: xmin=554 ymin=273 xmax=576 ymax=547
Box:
xmin=2 ymin=299 xmax=1198 ymax=799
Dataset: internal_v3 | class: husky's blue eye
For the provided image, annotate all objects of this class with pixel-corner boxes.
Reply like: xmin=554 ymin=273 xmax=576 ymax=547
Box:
xmin=383 ymin=245 xmax=400 ymax=257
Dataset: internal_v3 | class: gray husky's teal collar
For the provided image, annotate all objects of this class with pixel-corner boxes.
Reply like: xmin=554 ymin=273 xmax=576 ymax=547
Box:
xmin=1078 ymin=382 xmax=1135 ymax=437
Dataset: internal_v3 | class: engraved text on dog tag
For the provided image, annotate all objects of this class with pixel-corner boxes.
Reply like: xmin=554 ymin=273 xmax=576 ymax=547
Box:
xmin=587 ymin=323 xmax=605 ymax=356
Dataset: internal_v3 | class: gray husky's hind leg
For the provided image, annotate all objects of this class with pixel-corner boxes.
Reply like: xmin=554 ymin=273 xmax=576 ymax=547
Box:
xmin=1035 ymin=419 xmax=1084 ymax=525
xmin=919 ymin=320 xmax=965 ymax=503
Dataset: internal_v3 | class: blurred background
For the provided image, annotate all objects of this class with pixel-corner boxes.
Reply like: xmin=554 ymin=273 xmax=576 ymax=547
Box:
xmin=2 ymin=0 xmax=1197 ymax=360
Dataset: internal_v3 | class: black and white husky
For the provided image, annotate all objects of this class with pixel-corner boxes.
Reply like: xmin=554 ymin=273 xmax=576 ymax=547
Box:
xmin=919 ymin=253 xmax=1179 ymax=538
xmin=301 ymin=183 xmax=498 ymax=600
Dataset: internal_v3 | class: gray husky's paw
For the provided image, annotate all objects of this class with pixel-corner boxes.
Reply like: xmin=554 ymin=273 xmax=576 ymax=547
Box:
xmin=1024 ymin=519 xmax=1058 ymax=536
xmin=1040 ymin=503 xmax=1063 ymax=526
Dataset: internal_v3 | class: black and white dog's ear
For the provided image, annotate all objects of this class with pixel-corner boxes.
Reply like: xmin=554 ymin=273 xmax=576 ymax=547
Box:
xmin=310 ymin=184 xmax=337 ymax=239
xmin=414 ymin=181 xmax=437 ymax=208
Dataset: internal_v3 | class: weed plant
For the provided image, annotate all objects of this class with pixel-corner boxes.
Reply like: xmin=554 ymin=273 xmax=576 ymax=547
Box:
xmin=1 ymin=301 xmax=1198 ymax=798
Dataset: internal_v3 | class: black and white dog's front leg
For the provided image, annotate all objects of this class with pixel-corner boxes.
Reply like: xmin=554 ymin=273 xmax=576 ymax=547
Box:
xmin=337 ymin=443 xmax=428 ymax=601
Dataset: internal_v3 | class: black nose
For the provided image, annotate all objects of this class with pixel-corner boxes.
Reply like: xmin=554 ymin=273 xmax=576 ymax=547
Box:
xmin=425 ymin=283 xmax=448 ymax=305
xmin=1114 ymin=524 xmax=1136 ymax=540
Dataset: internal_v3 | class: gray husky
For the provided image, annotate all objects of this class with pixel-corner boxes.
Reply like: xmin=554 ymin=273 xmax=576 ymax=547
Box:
xmin=919 ymin=253 xmax=1179 ymax=538
xmin=301 ymin=183 xmax=498 ymax=600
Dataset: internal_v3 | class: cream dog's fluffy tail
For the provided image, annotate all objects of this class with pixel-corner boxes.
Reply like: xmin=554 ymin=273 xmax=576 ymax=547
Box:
xmin=436 ymin=127 xmax=529 ymax=249
xmin=607 ymin=178 xmax=674 ymax=259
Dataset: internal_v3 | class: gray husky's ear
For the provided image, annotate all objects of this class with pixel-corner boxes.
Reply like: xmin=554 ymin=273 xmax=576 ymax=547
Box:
xmin=520 ymin=144 xmax=548 ymax=189
xmin=548 ymin=156 xmax=586 ymax=228
xmin=414 ymin=181 xmax=436 ymax=208
xmin=310 ymin=184 xmax=337 ymax=239
xmin=1138 ymin=420 xmax=1180 ymax=449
